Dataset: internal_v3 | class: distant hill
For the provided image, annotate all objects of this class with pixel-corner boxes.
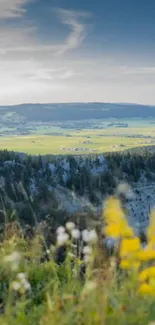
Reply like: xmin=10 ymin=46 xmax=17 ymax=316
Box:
xmin=0 ymin=102 xmax=155 ymax=122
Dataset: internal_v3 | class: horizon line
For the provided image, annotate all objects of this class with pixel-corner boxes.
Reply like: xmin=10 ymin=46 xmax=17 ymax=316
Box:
xmin=0 ymin=101 xmax=155 ymax=107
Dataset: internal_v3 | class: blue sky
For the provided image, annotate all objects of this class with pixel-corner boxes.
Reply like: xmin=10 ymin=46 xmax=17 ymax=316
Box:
xmin=0 ymin=0 xmax=155 ymax=104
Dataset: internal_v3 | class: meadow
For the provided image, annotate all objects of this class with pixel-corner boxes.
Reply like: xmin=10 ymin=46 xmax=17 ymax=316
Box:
xmin=1 ymin=196 xmax=155 ymax=324
xmin=0 ymin=125 xmax=155 ymax=155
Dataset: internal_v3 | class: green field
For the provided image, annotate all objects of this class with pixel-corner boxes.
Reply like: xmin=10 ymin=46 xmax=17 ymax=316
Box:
xmin=1 ymin=126 xmax=155 ymax=155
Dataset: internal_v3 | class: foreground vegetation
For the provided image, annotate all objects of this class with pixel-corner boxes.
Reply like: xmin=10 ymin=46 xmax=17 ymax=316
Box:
xmin=0 ymin=196 xmax=155 ymax=324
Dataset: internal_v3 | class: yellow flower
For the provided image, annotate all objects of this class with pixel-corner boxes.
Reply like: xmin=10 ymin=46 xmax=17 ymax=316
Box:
xmin=103 ymin=196 xmax=134 ymax=238
xmin=139 ymin=267 xmax=155 ymax=282
xmin=120 ymin=259 xmax=130 ymax=269
xmin=105 ymin=224 xmax=121 ymax=237
xmin=138 ymin=247 xmax=155 ymax=261
xmin=120 ymin=237 xmax=141 ymax=257
xmin=121 ymin=259 xmax=140 ymax=270
xmin=103 ymin=197 xmax=124 ymax=223
xmin=139 ymin=283 xmax=155 ymax=296
xmin=122 ymin=226 xmax=134 ymax=237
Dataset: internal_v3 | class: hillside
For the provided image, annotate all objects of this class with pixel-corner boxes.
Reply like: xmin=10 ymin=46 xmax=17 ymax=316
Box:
xmin=1 ymin=149 xmax=155 ymax=236
xmin=0 ymin=103 xmax=155 ymax=124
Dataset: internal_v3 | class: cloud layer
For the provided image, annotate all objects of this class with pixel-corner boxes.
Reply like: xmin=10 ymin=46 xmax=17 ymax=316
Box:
xmin=0 ymin=6 xmax=88 ymax=56
xmin=0 ymin=1 xmax=155 ymax=105
xmin=0 ymin=0 xmax=29 ymax=18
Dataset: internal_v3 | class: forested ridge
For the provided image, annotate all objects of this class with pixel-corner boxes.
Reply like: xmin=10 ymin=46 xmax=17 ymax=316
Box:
xmin=0 ymin=149 xmax=155 ymax=230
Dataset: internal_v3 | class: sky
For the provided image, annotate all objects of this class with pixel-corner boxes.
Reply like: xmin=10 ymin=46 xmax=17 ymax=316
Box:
xmin=0 ymin=0 xmax=155 ymax=105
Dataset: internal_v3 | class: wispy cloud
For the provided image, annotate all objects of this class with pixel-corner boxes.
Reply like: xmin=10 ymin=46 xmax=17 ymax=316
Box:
xmin=120 ymin=66 xmax=155 ymax=76
xmin=55 ymin=9 xmax=90 ymax=55
xmin=0 ymin=2 xmax=155 ymax=105
xmin=0 ymin=0 xmax=30 ymax=18
xmin=0 ymin=7 xmax=90 ymax=56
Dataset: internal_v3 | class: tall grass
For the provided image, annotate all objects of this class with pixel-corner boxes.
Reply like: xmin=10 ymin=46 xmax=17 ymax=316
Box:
xmin=0 ymin=195 xmax=155 ymax=324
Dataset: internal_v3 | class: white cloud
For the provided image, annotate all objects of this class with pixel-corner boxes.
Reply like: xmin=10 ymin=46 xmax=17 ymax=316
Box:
xmin=0 ymin=26 xmax=37 ymax=56
xmin=0 ymin=3 xmax=155 ymax=105
xmin=0 ymin=8 xmax=89 ymax=56
xmin=55 ymin=9 xmax=89 ymax=55
xmin=0 ymin=0 xmax=30 ymax=18
xmin=1 ymin=56 xmax=155 ymax=105
xmin=120 ymin=66 xmax=155 ymax=76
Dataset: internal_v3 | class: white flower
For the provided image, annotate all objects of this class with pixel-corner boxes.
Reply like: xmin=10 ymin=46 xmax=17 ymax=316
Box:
xmin=82 ymin=229 xmax=97 ymax=243
xmin=5 ymin=251 xmax=21 ymax=263
xmin=83 ymin=254 xmax=92 ymax=264
xmin=16 ymin=273 xmax=31 ymax=291
xmin=71 ymin=229 xmax=80 ymax=239
xmin=88 ymin=230 xmax=97 ymax=243
xmin=46 ymin=249 xmax=50 ymax=255
xmin=4 ymin=251 xmax=21 ymax=270
xmin=17 ymin=273 xmax=26 ymax=280
xmin=12 ymin=281 xmax=21 ymax=291
xmin=66 ymin=222 xmax=75 ymax=231
xmin=82 ymin=229 xmax=90 ymax=242
xmin=57 ymin=233 xmax=69 ymax=246
xmin=56 ymin=226 xmax=65 ymax=235
xmin=83 ymin=246 xmax=92 ymax=255
xmin=23 ymin=279 xmax=31 ymax=291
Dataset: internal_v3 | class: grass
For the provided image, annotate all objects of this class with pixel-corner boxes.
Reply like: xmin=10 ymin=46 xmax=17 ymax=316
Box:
xmin=0 ymin=129 xmax=155 ymax=155
xmin=1 ymin=196 xmax=155 ymax=324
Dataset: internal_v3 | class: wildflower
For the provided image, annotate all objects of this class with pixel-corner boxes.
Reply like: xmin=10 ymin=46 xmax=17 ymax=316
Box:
xmin=121 ymin=259 xmax=140 ymax=270
xmin=139 ymin=267 xmax=155 ymax=282
xmin=103 ymin=197 xmax=125 ymax=225
xmin=17 ymin=273 xmax=26 ymax=280
xmin=83 ymin=246 xmax=92 ymax=255
xmin=56 ymin=226 xmax=65 ymax=235
xmin=23 ymin=279 xmax=31 ymax=291
xmin=138 ymin=246 xmax=155 ymax=261
xmin=120 ymin=237 xmax=141 ymax=270
xmin=82 ymin=229 xmax=89 ymax=242
xmin=105 ymin=224 xmax=122 ymax=238
xmin=88 ymin=230 xmax=97 ymax=243
xmin=120 ymin=237 xmax=141 ymax=257
xmin=120 ymin=259 xmax=130 ymax=269
xmin=5 ymin=251 xmax=21 ymax=263
xmin=139 ymin=283 xmax=155 ymax=296
xmin=12 ymin=273 xmax=31 ymax=292
xmin=57 ymin=232 xmax=69 ymax=246
xmin=12 ymin=281 xmax=21 ymax=291
xmin=82 ymin=229 xmax=97 ymax=243
xmin=4 ymin=251 xmax=21 ymax=270
xmin=103 ymin=197 xmax=134 ymax=238
xmin=46 ymin=249 xmax=50 ymax=255
xmin=66 ymin=222 xmax=75 ymax=231
xmin=71 ymin=229 xmax=80 ymax=239
xmin=83 ymin=254 xmax=92 ymax=264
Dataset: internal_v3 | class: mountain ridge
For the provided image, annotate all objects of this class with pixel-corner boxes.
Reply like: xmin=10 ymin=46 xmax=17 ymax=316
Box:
xmin=0 ymin=102 xmax=155 ymax=122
